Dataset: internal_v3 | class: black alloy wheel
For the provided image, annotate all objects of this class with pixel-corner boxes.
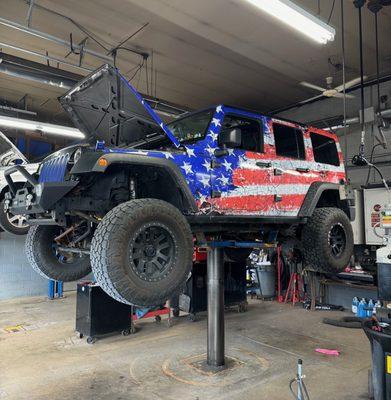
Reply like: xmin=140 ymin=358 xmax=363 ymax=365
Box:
xmin=129 ymin=223 xmax=175 ymax=282
xmin=328 ymin=223 xmax=346 ymax=258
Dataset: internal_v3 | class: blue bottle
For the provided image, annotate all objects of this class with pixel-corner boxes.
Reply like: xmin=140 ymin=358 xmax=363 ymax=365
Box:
xmin=367 ymin=299 xmax=374 ymax=317
xmin=357 ymin=298 xmax=367 ymax=318
xmin=352 ymin=297 xmax=359 ymax=315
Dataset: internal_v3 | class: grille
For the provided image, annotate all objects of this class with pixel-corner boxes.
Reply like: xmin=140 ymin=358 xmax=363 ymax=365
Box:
xmin=39 ymin=153 xmax=70 ymax=183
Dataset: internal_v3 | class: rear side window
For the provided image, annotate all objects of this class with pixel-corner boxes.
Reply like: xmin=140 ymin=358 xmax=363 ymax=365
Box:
xmin=273 ymin=123 xmax=305 ymax=159
xmin=310 ymin=132 xmax=340 ymax=166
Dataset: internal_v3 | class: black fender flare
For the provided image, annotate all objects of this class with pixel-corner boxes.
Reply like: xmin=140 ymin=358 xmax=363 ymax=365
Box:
xmin=298 ymin=182 xmax=355 ymax=220
xmin=72 ymin=152 xmax=198 ymax=213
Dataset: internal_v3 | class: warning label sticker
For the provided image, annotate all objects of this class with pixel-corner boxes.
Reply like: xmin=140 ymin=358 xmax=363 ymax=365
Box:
xmin=387 ymin=355 xmax=391 ymax=374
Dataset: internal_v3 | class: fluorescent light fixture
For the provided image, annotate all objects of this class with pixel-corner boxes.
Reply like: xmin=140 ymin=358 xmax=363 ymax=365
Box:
xmin=243 ymin=0 xmax=335 ymax=44
xmin=0 ymin=115 xmax=85 ymax=139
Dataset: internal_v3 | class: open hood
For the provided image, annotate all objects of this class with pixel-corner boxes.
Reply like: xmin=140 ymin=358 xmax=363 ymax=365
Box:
xmin=59 ymin=64 xmax=180 ymax=148
xmin=0 ymin=131 xmax=27 ymax=167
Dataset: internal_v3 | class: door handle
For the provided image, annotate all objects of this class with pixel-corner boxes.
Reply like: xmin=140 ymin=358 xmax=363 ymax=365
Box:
xmin=296 ymin=167 xmax=310 ymax=173
xmin=256 ymin=161 xmax=271 ymax=168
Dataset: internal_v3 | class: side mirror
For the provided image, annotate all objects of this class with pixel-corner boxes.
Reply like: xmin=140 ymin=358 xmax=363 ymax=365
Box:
xmin=219 ymin=128 xmax=242 ymax=148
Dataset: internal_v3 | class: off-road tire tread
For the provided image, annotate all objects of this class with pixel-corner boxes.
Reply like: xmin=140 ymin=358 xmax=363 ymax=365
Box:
xmin=91 ymin=199 xmax=193 ymax=306
xmin=26 ymin=226 xmax=50 ymax=280
xmin=25 ymin=225 xmax=91 ymax=281
xmin=302 ymin=207 xmax=353 ymax=273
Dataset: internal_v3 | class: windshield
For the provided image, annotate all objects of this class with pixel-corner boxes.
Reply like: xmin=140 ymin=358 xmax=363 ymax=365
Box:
xmin=166 ymin=109 xmax=214 ymax=144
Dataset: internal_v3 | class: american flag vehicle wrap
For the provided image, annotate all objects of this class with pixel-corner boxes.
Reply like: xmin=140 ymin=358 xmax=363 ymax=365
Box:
xmin=103 ymin=104 xmax=345 ymax=217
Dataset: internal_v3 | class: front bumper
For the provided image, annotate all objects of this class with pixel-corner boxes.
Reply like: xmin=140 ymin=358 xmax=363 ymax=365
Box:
xmin=5 ymin=165 xmax=78 ymax=217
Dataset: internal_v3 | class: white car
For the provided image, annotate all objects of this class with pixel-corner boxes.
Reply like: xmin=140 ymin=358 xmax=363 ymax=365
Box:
xmin=0 ymin=131 xmax=39 ymax=235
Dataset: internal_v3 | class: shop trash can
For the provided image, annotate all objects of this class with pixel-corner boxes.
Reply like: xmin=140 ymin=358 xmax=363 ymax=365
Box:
xmin=363 ymin=320 xmax=391 ymax=400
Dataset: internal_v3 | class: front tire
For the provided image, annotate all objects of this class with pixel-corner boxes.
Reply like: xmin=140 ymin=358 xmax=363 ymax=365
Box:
xmin=302 ymin=207 xmax=353 ymax=273
xmin=25 ymin=225 xmax=91 ymax=281
xmin=91 ymin=199 xmax=193 ymax=307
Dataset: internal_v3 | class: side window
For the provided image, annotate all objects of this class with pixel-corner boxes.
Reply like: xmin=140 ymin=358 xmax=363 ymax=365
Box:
xmin=310 ymin=132 xmax=340 ymax=166
xmin=218 ymin=115 xmax=263 ymax=152
xmin=273 ymin=123 xmax=305 ymax=159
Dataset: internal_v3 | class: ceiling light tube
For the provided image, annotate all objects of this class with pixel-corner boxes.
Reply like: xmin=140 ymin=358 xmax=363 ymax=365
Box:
xmin=324 ymin=124 xmax=350 ymax=132
xmin=0 ymin=115 xmax=85 ymax=139
xmin=243 ymin=0 xmax=335 ymax=44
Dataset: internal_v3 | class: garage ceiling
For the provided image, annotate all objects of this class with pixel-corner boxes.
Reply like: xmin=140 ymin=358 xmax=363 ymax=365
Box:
xmin=0 ymin=0 xmax=390 ymax=124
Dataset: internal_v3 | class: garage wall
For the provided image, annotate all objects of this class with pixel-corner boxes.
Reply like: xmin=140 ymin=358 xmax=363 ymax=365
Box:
xmin=0 ymin=231 xmax=89 ymax=300
xmin=0 ymin=232 xmax=47 ymax=300
xmin=278 ymin=80 xmax=391 ymax=186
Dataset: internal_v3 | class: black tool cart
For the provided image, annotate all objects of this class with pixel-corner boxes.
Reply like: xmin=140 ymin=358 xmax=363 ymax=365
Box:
xmin=76 ymin=282 xmax=135 ymax=343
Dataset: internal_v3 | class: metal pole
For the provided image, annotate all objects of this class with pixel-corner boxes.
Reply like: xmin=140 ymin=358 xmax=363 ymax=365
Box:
xmin=48 ymin=280 xmax=55 ymax=300
xmin=0 ymin=41 xmax=93 ymax=73
xmin=0 ymin=16 xmax=113 ymax=63
xmin=57 ymin=281 xmax=63 ymax=298
xmin=207 ymin=246 xmax=225 ymax=367
xmin=297 ymin=359 xmax=303 ymax=400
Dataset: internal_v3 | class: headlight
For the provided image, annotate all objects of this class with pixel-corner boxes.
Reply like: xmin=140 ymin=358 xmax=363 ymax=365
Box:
xmin=73 ymin=147 xmax=83 ymax=164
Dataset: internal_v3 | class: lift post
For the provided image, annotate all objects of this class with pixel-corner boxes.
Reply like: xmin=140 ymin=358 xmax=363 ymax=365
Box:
xmin=205 ymin=239 xmax=277 ymax=368
xmin=207 ymin=246 xmax=225 ymax=367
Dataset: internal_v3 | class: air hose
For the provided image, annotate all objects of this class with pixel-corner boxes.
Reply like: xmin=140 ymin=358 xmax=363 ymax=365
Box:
xmin=323 ymin=316 xmax=363 ymax=329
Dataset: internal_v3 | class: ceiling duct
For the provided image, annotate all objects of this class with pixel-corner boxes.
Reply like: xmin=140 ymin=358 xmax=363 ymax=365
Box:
xmin=0 ymin=52 xmax=81 ymax=89
xmin=0 ymin=53 xmax=188 ymax=118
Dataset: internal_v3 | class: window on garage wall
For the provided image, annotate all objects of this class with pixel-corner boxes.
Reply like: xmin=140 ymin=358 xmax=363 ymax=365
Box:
xmin=273 ymin=123 xmax=305 ymax=159
xmin=310 ymin=132 xmax=340 ymax=166
xmin=17 ymin=137 xmax=53 ymax=161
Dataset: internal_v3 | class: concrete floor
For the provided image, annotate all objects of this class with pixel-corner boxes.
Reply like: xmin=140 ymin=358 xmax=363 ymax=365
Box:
xmin=0 ymin=293 xmax=370 ymax=400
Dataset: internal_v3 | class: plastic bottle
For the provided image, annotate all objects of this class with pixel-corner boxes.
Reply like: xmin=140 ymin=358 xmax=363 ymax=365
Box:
xmin=374 ymin=300 xmax=382 ymax=315
xmin=352 ymin=297 xmax=359 ymax=315
xmin=367 ymin=299 xmax=375 ymax=317
xmin=358 ymin=298 xmax=367 ymax=318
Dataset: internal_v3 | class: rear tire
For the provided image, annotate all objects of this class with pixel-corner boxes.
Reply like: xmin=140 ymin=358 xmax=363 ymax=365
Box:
xmin=91 ymin=199 xmax=193 ymax=307
xmin=302 ymin=207 xmax=353 ymax=273
xmin=0 ymin=199 xmax=29 ymax=235
xmin=25 ymin=225 xmax=91 ymax=281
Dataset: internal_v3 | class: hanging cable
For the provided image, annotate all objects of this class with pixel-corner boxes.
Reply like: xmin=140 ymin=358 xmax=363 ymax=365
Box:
xmin=108 ymin=23 xmax=149 ymax=56
xmin=351 ymin=0 xmax=367 ymax=165
xmin=375 ymin=12 xmax=381 ymax=112
xmin=151 ymin=50 xmax=154 ymax=99
xmin=365 ymin=143 xmax=383 ymax=185
xmin=340 ymin=0 xmax=348 ymax=176
xmin=33 ymin=3 xmax=111 ymax=52
xmin=145 ymin=57 xmax=149 ymax=95
xmin=327 ymin=0 xmax=336 ymax=23
xmin=128 ymin=58 xmax=145 ymax=82
xmin=358 ymin=4 xmax=366 ymax=158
